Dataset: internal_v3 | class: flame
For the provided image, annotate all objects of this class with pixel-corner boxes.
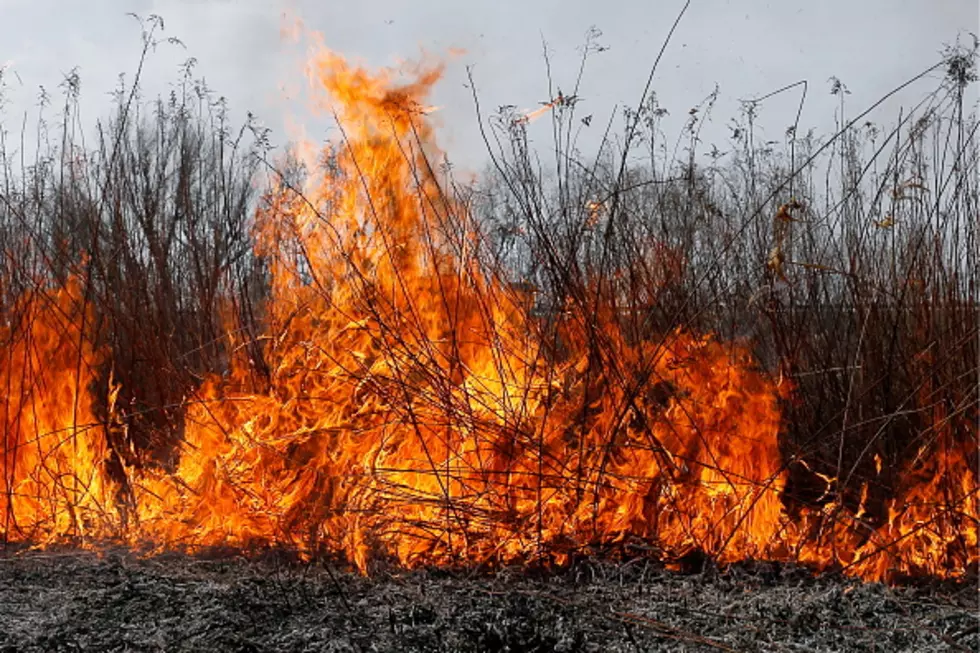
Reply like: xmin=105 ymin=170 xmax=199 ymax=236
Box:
xmin=519 ymin=102 xmax=555 ymax=124
xmin=0 ymin=45 xmax=975 ymax=583
xmin=0 ymin=278 xmax=117 ymax=542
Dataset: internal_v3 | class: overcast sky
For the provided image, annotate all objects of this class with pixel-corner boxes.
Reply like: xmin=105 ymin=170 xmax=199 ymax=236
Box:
xmin=1 ymin=1 xmax=976 ymax=173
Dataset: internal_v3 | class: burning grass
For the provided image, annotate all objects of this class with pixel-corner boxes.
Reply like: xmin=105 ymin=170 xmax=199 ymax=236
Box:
xmin=0 ymin=17 xmax=976 ymax=585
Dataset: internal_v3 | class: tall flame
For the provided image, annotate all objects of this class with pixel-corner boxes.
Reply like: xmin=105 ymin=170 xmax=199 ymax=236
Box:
xmin=0 ymin=278 xmax=115 ymax=541
xmin=0 ymin=46 xmax=975 ymax=583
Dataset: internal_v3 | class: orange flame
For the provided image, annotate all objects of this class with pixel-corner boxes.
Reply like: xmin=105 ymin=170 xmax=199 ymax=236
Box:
xmin=0 ymin=278 xmax=116 ymax=542
xmin=0 ymin=45 xmax=975 ymax=583
xmin=519 ymin=102 xmax=555 ymax=124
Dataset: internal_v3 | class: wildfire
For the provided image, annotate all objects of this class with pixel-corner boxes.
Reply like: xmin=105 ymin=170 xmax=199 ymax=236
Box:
xmin=0 ymin=42 xmax=975 ymax=583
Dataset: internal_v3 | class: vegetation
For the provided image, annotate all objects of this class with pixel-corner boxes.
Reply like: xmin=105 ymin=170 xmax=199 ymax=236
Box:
xmin=0 ymin=14 xmax=975 ymax=580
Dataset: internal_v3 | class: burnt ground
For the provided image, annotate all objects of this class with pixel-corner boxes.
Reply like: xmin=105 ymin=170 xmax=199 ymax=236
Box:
xmin=0 ymin=549 xmax=976 ymax=653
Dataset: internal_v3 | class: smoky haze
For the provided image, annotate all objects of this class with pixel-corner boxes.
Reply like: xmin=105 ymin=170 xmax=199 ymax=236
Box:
xmin=0 ymin=0 xmax=976 ymax=172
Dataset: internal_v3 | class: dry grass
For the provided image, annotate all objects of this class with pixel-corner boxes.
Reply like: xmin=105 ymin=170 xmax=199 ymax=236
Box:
xmin=0 ymin=15 xmax=975 ymax=576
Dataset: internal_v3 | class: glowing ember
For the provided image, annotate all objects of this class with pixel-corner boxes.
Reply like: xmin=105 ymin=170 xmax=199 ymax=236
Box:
xmin=0 ymin=43 xmax=975 ymax=583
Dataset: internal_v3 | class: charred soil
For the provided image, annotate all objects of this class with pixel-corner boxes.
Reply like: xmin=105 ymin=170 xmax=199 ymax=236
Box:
xmin=0 ymin=549 xmax=975 ymax=652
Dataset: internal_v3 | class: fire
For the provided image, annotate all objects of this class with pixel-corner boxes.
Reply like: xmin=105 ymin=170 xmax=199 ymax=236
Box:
xmin=0 ymin=277 xmax=117 ymax=542
xmin=0 ymin=44 xmax=975 ymax=583
xmin=518 ymin=102 xmax=555 ymax=124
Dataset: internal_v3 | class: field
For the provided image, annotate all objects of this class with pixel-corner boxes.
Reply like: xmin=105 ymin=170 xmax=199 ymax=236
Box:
xmin=0 ymin=550 xmax=976 ymax=652
xmin=0 ymin=13 xmax=976 ymax=649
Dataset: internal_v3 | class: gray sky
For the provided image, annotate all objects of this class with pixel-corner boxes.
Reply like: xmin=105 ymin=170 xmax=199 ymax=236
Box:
xmin=1 ymin=0 xmax=976 ymax=173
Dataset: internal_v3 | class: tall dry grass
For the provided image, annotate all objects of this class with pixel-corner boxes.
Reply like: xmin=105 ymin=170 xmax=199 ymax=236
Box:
xmin=0 ymin=14 xmax=975 ymax=574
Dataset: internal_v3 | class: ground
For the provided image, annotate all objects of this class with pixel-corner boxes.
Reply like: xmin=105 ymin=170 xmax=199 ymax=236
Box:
xmin=0 ymin=549 xmax=975 ymax=652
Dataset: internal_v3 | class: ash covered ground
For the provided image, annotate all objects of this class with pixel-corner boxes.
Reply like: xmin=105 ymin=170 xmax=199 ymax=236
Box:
xmin=0 ymin=549 xmax=975 ymax=652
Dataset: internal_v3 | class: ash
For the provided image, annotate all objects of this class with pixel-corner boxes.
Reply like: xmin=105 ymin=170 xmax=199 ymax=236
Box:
xmin=0 ymin=550 xmax=975 ymax=652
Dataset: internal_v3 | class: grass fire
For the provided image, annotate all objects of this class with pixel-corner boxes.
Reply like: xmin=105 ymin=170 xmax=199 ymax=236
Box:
xmin=0 ymin=9 xmax=976 ymax=643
